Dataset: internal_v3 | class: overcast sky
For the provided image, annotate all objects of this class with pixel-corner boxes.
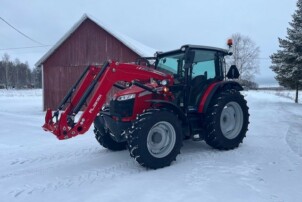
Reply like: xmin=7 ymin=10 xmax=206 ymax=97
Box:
xmin=0 ymin=0 xmax=298 ymax=85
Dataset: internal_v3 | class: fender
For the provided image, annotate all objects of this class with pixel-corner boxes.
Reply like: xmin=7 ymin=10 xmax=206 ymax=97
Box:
xmin=198 ymin=81 xmax=243 ymax=113
xmin=146 ymin=100 xmax=187 ymax=123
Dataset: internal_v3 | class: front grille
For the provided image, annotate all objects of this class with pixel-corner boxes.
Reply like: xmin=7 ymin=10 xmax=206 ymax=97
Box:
xmin=109 ymin=99 xmax=134 ymax=117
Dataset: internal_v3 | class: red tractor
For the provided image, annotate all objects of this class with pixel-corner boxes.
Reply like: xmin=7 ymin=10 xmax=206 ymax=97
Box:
xmin=43 ymin=42 xmax=249 ymax=169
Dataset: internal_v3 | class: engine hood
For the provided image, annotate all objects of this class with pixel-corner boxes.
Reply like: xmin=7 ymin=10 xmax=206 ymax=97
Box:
xmin=113 ymin=83 xmax=155 ymax=100
xmin=109 ymin=63 xmax=174 ymax=100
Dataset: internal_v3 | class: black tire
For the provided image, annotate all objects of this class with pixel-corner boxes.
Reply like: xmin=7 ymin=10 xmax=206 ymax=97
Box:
xmin=94 ymin=116 xmax=127 ymax=151
xmin=127 ymin=109 xmax=183 ymax=169
xmin=205 ymin=89 xmax=249 ymax=150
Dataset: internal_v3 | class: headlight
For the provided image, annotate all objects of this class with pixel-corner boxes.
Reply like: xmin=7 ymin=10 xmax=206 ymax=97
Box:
xmin=117 ymin=94 xmax=136 ymax=101
xmin=160 ymin=79 xmax=168 ymax=86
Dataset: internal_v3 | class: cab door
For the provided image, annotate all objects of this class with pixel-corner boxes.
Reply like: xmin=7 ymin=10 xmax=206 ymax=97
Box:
xmin=189 ymin=50 xmax=223 ymax=107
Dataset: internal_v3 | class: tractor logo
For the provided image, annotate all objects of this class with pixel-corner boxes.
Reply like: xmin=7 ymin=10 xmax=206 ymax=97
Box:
xmin=89 ymin=95 xmax=102 ymax=114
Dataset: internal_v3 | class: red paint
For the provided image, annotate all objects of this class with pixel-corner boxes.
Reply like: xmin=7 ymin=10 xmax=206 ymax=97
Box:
xmin=198 ymin=82 xmax=219 ymax=113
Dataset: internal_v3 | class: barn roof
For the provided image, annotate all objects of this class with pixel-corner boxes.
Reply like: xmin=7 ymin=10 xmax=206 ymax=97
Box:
xmin=36 ymin=14 xmax=156 ymax=66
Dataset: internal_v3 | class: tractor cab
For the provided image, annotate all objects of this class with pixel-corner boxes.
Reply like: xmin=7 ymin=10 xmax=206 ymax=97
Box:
xmin=155 ymin=45 xmax=231 ymax=112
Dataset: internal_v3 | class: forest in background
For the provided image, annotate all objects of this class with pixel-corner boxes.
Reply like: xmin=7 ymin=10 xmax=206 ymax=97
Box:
xmin=0 ymin=53 xmax=41 ymax=89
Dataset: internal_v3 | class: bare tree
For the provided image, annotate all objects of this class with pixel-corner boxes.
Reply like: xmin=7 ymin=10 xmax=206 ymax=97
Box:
xmin=0 ymin=53 xmax=34 ymax=89
xmin=31 ymin=66 xmax=42 ymax=88
xmin=227 ymin=33 xmax=260 ymax=81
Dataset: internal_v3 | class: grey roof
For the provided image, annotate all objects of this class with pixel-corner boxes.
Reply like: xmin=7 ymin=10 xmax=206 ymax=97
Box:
xmin=157 ymin=44 xmax=229 ymax=57
xmin=182 ymin=44 xmax=229 ymax=54
xmin=35 ymin=14 xmax=156 ymax=66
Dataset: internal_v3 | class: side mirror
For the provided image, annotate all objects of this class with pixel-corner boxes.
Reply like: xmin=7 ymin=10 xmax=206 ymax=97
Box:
xmin=184 ymin=50 xmax=195 ymax=69
xmin=227 ymin=65 xmax=240 ymax=79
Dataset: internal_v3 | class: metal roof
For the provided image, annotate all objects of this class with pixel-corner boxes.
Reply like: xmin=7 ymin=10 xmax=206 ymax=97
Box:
xmin=157 ymin=44 xmax=229 ymax=57
xmin=182 ymin=44 xmax=229 ymax=54
xmin=35 ymin=14 xmax=156 ymax=66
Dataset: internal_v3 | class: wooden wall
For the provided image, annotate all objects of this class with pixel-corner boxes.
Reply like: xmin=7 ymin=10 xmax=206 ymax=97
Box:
xmin=43 ymin=19 xmax=140 ymax=110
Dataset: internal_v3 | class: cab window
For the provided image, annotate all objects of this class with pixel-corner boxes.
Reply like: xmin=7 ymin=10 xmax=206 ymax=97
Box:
xmin=192 ymin=50 xmax=217 ymax=79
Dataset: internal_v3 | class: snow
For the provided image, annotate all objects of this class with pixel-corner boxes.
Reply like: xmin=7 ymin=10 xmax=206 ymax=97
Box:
xmin=83 ymin=14 xmax=157 ymax=57
xmin=82 ymin=14 xmax=156 ymax=57
xmin=0 ymin=89 xmax=302 ymax=202
xmin=260 ymin=89 xmax=302 ymax=103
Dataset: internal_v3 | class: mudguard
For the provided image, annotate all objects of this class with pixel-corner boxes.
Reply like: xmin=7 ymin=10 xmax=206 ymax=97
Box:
xmin=198 ymin=81 xmax=243 ymax=113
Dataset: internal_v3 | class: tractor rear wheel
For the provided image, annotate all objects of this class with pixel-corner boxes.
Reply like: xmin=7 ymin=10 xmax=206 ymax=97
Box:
xmin=127 ymin=109 xmax=183 ymax=169
xmin=205 ymin=89 xmax=249 ymax=150
xmin=94 ymin=117 xmax=127 ymax=151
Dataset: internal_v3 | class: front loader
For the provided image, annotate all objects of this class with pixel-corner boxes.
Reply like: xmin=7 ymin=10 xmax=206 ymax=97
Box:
xmin=43 ymin=41 xmax=249 ymax=169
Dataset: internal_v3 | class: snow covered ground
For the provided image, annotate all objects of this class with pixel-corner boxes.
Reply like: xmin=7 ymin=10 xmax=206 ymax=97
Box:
xmin=0 ymin=89 xmax=302 ymax=202
xmin=260 ymin=89 xmax=302 ymax=104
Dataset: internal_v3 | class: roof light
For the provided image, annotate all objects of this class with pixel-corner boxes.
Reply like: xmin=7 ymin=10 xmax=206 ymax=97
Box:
xmin=227 ymin=39 xmax=233 ymax=47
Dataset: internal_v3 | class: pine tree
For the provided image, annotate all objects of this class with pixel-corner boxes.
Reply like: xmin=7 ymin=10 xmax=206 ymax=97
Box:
xmin=270 ymin=0 xmax=302 ymax=103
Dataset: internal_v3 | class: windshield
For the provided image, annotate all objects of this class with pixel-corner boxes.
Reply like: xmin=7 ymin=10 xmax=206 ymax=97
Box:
xmin=156 ymin=53 xmax=185 ymax=76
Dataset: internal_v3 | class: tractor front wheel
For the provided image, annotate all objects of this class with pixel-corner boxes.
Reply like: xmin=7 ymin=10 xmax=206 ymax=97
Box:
xmin=94 ymin=117 xmax=127 ymax=151
xmin=205 ymin=89 xmax=249 ymax=150
xmin=127 ymin=109 xmax=183 ymax=169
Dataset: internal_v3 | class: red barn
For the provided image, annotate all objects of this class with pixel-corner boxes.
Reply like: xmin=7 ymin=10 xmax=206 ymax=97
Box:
xmin=36 ymin=14 xmax=155 ymax=110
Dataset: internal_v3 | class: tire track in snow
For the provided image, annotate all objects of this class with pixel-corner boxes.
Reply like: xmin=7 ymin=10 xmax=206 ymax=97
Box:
xmin=180 ymin=146 xmax=265 ymax=195
xmin=1 ymin=147 xmax=114 ymax=180
xmin=9 ymin=146 xmax=106 ymax=166
xmin=7 ymin=142 xmax=244 ymax=198
xmin=7 ymin=138 xmax=211 ymax=167
xmin=7 ymin=146 xmax=207 ymax=197
xmin=279 ymin=103 xmax=302 ymax=157
xmin=286 ymin=122 xmax=302 ymax=157
xmin=8 ymin=159 xmax=145 ymax=198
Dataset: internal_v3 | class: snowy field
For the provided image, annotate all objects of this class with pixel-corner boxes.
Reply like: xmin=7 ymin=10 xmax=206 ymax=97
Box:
xmin=259 ymin=89 xmax=302 ymax=104
xmin=0 ymin=89 xmax=302 ymax=202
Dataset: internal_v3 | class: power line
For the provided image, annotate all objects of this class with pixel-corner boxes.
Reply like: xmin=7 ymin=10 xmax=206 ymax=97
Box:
xmin=0 ymin=16 xmax=46 ymax=46
xmin=0 ymin=45 xmax=51 ymax=51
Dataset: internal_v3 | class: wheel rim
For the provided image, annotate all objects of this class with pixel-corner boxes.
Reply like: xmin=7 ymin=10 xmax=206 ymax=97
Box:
xmin=220 ymin=101 xmax=243 ymax=139
xmin=147 ymin=121 xmax=176 ymax=158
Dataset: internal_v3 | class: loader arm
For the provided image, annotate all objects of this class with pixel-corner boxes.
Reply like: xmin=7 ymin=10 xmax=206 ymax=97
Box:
xmin=42 ymin=60 xmax=170 ymax=140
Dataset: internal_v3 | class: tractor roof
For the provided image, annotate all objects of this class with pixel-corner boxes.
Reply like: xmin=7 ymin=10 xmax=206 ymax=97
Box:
xmin=157 ymin=44 xmax=229 ymax=57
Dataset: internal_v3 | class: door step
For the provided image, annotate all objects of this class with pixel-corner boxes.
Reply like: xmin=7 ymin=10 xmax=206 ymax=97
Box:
xmin=192 ymin=134 xmax=202 ymax=141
